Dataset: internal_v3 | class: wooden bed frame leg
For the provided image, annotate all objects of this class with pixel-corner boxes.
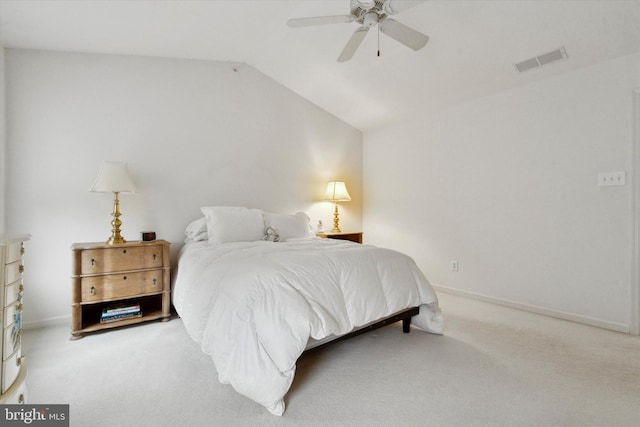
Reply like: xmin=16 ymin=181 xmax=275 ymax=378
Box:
xmin=402 ymin=318 xmax=411 ymax=333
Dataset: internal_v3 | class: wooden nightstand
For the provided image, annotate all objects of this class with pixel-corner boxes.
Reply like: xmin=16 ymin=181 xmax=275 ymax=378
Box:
xmin=316 ymin=231 xmax=363 ymax=244
xmin=70 ymin=240 xmax=171 ymax=340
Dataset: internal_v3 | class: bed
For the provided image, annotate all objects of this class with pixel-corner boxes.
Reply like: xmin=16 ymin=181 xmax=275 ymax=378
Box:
xmin=172 ymin=207 xmax=443 ymax=415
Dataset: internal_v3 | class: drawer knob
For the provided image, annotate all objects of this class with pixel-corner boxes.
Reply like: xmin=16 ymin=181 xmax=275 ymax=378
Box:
xmin=123 ymin=249 xmax=127 ymax=254
xmin=123 ymin=276 xmax=127 ymax=280
xmin=153 ymin=278 xmax=157 ymax=286
xmin=153 ymin=254 xmax=157 ymax=261
xmin=90 ymin=286 xmax=96 ymax=295
xmin=91 ymin=258 xmax=96 ymax=266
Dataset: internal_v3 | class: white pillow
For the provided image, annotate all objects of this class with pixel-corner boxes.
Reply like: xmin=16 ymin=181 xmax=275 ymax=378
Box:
xmin=263 ymin=212 xmax=315 ymax=241
xmin=201 ymin=206 xmax=265 ymax=245
xmin=184 ymin=217 xmax=208 ymax=243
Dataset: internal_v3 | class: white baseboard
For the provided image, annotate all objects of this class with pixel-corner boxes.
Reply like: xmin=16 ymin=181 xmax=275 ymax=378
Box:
xmin=23 ymin=287 xmax=631 ymax=334
xmin=24 ymin=314 xmax=70 ymax=330
xmin=433 ymin=284 xmax=630 ymax=334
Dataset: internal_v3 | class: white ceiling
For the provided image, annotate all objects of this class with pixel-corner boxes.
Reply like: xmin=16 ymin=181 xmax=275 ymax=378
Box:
xmin=1 ymin=0 xmax=640 ymax=131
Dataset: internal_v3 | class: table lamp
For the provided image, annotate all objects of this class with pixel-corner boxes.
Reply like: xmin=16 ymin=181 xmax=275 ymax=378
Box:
xmin=323 ymin=181 xmax=351 ymax=233
xmin=90 ymin=161 xmax=136 ymax=244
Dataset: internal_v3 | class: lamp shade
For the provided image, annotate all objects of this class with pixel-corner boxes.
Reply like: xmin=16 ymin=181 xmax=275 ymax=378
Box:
xmin=89 ymin=161 xmax=136 ymax=194
xmin=323 ymin=181 xmax=351 ymax=202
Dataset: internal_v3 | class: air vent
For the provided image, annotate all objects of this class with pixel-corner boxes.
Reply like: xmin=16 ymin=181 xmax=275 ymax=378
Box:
xmin=514 ymin=47 xmax=568 ymax=73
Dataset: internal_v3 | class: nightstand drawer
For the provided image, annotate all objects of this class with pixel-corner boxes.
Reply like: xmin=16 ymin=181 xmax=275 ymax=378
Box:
xmin=4 ymin=242 xmax=23 ymax=264
xmin=2 ymin=370 xmax=26 ymax=404
xmin=2 ymin=349 xmax=21 ymax=393
xmin=4 ymin=261 xmax=23 ymax=286
xmin=3 ymin=325 xmax=21 ymax=360
xmin=80 ymin=245 xmax=163 ymax=274
xmin=3 ymin=302 xmax=22 ymax=329
xmin=4 ymin=282 xmax=22 ymax=308
xmin=80 ymin=270 xmax=164 ymax=302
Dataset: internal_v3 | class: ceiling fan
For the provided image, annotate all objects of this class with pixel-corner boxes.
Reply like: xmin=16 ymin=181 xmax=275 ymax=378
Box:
xmin=287 ymin=0 xmax=429 ymax=62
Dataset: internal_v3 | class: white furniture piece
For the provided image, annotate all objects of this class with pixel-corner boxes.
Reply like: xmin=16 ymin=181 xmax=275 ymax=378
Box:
xmin=0 ymin=234 xmax=30 ymax=404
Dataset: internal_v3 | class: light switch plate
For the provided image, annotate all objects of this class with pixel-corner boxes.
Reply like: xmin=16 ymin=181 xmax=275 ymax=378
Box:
xmin=598 ymin=171 xmax=626 ymax=186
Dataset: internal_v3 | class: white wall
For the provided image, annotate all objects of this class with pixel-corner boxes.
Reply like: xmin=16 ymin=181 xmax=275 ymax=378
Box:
xmin=5 ymin=49 xmax=362 ymax=327
xmin=0 ymin=47 xmax=6 ymax=233
xmin=364 ymin=52 xmax=640 ymax=332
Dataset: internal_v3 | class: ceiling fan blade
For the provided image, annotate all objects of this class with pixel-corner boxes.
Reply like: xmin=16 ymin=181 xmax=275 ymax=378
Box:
xmin=379 ymin=18 xmax=429 ymax=51
xmin=287 ymin=15 xmax=354 ymax=28
xmin=383 ymin=0 xmax=428 ymax=16
xmin=337 ymin=27 xmax=369 ymax=62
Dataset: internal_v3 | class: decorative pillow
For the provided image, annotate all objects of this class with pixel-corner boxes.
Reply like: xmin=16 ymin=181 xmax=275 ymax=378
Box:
xmin=201 ymin=206 xmax=265 ymax=245
xmin=184 ymin=217 xmax=208 ymax=243
xmin=263 ymin=226 xmax=280 ymax=242
xmin=263 ymin=212 xmax=315 ymax=241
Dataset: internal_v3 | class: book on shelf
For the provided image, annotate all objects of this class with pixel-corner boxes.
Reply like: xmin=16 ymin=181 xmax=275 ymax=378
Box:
xmin=100 ymin=312 xmax=142 ymax=323
xmin=101 ymin=303 xmax=142 ymax=323
xmin=103 ymin=307 xmax=140 ymax=316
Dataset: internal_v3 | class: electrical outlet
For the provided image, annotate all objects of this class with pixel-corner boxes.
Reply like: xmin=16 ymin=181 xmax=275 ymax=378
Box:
xmin=598 ymin=171 xmax=626 ymax=186
xmin=450 ymin=260 xmax=459 ymax=272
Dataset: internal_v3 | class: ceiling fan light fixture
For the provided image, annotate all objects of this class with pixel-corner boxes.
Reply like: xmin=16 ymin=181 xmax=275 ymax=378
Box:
xmin=363 ymin=12 xmax=379 ymax=27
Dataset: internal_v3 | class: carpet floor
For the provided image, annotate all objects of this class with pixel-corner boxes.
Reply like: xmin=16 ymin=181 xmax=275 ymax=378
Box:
xmin=22 ymin=293 xmax=640 ymax=427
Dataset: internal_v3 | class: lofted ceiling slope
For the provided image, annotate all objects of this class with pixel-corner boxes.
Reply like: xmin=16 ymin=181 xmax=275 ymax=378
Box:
xmin=1 ymin=0 xmax=640 ymax=131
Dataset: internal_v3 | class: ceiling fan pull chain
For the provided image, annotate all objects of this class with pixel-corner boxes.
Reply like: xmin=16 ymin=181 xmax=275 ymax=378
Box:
xmin=377 ymin=24 xmax=381 ymax=57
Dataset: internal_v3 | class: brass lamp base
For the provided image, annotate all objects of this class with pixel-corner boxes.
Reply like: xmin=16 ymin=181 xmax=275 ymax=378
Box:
xmin=106 ymin=235 xmax=126 ymax=245
xmin=331 ymin=202 xmax=342 ymax=233
xmin=106 ymin=192 xmax=126 ymax=245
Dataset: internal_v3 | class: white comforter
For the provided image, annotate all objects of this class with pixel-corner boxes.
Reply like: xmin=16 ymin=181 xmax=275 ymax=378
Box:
xmin=173 ymin=238 xmax=443 ymax=415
